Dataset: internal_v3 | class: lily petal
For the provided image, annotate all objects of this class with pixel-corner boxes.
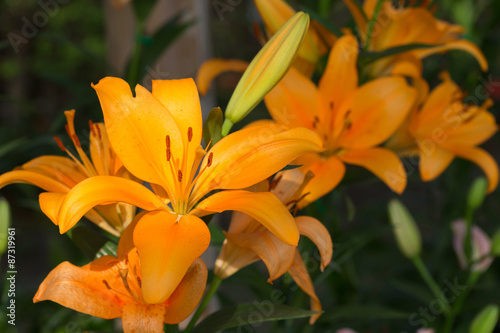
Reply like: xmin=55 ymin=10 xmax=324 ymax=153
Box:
xmin=53 ymin=176 xmax=166 ymax=233
xmin=164 ymin=258 xmax=208 ymax=324
xmin=340 ymin=148 xmax=407 ymax=193
xmin=92 ymin=77 xmax=183 ymax=191
xmin=215 ymin=239 xmax=259 ymax=279
xmin=122 ymin=303 xmax=166 ymax=333
xmin=193 ymin=124 xmax=323 ymax=196
xmin=196 ymin=59 xmax=249 ymax=95
xmin=22 ymin=155 xmax=86 ymax=186
xmin=0 ymin=170 xmax=69 ymax=193
xmin=193 ymin=190 xmax=299 ymax=246
xmin=417 ymin=143 xmax=455 ymax=182
xmin=133 ymin=212 xmax=210 ymax=304
xmin=295 ymin=216 xmax=333 ymax=271
xmin=39 ymin=192 xmax=66 ymax=225
xmin=416 ymin=40 xmax=488 ymax=71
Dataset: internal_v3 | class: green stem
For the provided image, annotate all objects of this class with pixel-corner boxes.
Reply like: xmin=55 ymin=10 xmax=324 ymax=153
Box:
xmin=412 ymin=256 xmax=451 ymax=315
xmin=364 ymin=0 xmax=384 ymax=49
xmin=184 ymin=275 xmax=222 ymax=333
xmin=221 ymin=118 xmax=233 ymax=137
xmin=165 ymin=324 xmax=179 ymax=333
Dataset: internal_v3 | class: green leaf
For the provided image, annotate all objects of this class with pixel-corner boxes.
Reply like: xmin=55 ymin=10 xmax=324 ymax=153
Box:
xmin=191 ymin=303 xmax=320 ymax=333
xmin=67 ymin=226 xmax=110 ymax=259
xmin=208 ymin=223 xmax=226 ymax=247
xmin=95 ymin=241 xmax=118 ymax=259
xmin=359 ymin=43 xmax=439 ymax=65
xmin=299 ymin=6 xmax=343 ymax=37
xmin=320 ymin=305 xmax=411 ymax=321
xmin=203 ymin=107 xmax=223 ymax=149
xmin=0 ymin=198 xmax=11 ymax=256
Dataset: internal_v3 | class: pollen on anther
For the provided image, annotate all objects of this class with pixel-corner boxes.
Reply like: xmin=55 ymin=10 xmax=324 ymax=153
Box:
xmin=188 ymin=127 xmax=193 ymax=142
xmin=166 ymin=148 xmax=171 ymax=161
xmin=178 ymin=170 xmax=183 ymax=182
xmin=72 ymin=134 xmax=81 ymax=148
xmin=166 ymin=135 xmax=171 ymax=149
xmin=88 ymin=120 xmax=96 ymax=136
xmin=207 ymin=152 xmax=214 ymax=167
xmin=53 ymin=136 xmax=66 ymax=152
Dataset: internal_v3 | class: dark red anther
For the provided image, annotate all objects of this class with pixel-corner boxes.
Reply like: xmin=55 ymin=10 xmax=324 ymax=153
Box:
xmin=53 ymin=136 xmax=66 ymax=152
xmin=188 ymin=127 xmax=193 ymax=142
xmin=166 ymin=135 xmax=171 ymax=149
xmin=72 ymin=134 xmax=81 ymax=148
xmin=102 ymin=280 xmax=111 ymax=290
xmin=207 ymin=152 xmax=214 ymax=167
xmin=88 ymin=120 xmax=96 ymax=136
xmin=64 ymin=124 xmax=71 ymax=137
xmin=178 ymin=170 xmax=183 ymax=182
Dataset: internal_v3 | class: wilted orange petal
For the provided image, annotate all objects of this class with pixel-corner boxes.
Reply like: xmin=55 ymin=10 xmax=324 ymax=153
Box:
xmin=193 ymin=190 xmax=299 ymax=246
xmin=164 ymin=258 xmax=208 ymax=324
xmin=288 ymin=250 xmax=322 ymax=324
xmin=33 ymin=259 xmax=124 ymax=319
xmin=417 ymin=142 xmax=455 ymax=182
xmin=54 ymin=176 xmax=166 ymax=233
xmin=133 ymin=212 xmax=210 ymax=304
xmin=295 ymin=216 xmax=333 ymax=271
xmin=225 ymin=230 xmax=295 ymax=282
xmin=341 ymin=148 xmax=407 ymax=193
xmin=92 ymin=77 xmax=183 ymax=191
xmin=194 ymin=124 xmax=323 ymax=196
xmin=297 ymin=155 xmax=346 ymax=209
xmin=196 ymin=59 xmax=249 ymax=95
xmin=122 ymin=303 xmax=166 ymax=333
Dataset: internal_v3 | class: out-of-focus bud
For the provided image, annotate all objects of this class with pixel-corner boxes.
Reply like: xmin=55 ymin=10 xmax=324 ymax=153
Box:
xmin=335 ymin=329 xmax=358 ymax=333
xmin=388 ymin=199 xmax=422 ymax=259
xmin=0 ymin=197 xmax=11 ymax=256
xmin=469 ymin=304 xmax=499 ymax=333
xmin=467 ymin=177 xmax=488 ymax=212
xmin=222 ymin=11 xmax=310 ymax=136
xmin=490 ymin=229 xmax=500 ymax=256
xmin=451 ymin=219 xmax=493 ymax=273
xmin=416 ymin=329 xmax=435 ymax=333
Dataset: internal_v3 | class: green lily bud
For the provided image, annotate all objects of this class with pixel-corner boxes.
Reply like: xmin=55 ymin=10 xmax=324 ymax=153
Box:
xmin=490 ymin=229 xmax=500 ymax=256
xmin=0 ymin=197 xmax=11 ymax=256
xmin=467 ymin=177 xmax=488 ymax=213
xmin=469 ymin=304 xmax=499 ymax=333
xmin=388 ymin=199 xmax=421 ymax=259
xmin=222 ymin=11 xmax=310 ymax=136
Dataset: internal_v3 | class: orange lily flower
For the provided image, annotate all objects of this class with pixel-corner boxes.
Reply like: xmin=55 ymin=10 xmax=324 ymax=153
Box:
xmin=34 ymin=219 xmax=207 ymax=333
xmin=254 ymin=0 xmax=336 ymax=76
xmin=0 ymin=110 xmax=136 ymax=236
xmin=342 ymin=0 xmax=488 ymax=77
xmin=387 ymin=73 xmax=499 ymax=192
xmin=40 ymin=77 xmax=323 ymax=304
xmin=215 ymin=169 xmax=333 ymax=324
xmin=260 ymin=34 xmax=416 ymax=207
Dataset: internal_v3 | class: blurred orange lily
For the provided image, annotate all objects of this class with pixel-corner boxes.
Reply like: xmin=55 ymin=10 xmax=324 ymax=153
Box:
xmin=40 ymin=77 xmax=323 ymax=304
xmin=34 ymin=220 xmax=207 ymax=333
xmin=387 ymin=73 xmax=499 ymax=192
xmin=261 ymin=35 xmax=416 ymax=207
xmin=343 ymin=0 xmax=488 ymax=77
xmin=215 ymin=169 xmax=333 ymax=324
xmin=0 ymin=110 xmax=136 ymax=236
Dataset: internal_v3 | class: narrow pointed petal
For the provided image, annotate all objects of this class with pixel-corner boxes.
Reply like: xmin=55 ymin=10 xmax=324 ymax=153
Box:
xmin=152 ymin=79 xmax=202 ymax=175
xmin=225 ymin=230 xmax=295 ymax=282
xmin=337 ymin=77 xmax=417 ymax=149
xmin=297 ymin=155 xmax=346 ymax=208
xmin=416 ymin=40 xmax=488 ymax=71
xmin=22 ymin=155 xmax=87 ymax=186
xmin=33 ymin=258 xmax=125 ymax=319
xmin=340 ymin=148 xmax=407 ymax=193
xmin=196 ymin=59 xmax=249 ymax=95
xmin=0 ymin=170 xmax=69 ymax=192
xmin=164 ymin=258 xmax=208 ymax=324
xmin=92 ymin=77 xmax=183 ymax=190
xmin=288 ymin=250 xmax=322 ymax=324
xmin=264 ymin=67 xmax=326 ymax=131
xmin=319 ymin=35 xmax=359 ymax=117
xmin=133 ymin=212 xmax=210 ymax=304
xmin=295 ymin=216 xmax=333 ymax=271
xmin=122 ymin=303 xmax=166 ymax=333
xmin=193 ymin=190 xmax=299 ymax=246
xmin=54 ymin=176 xmax=166 ymax=233
xmin=442 ymin=145 xmax=499 ymax=193
xmin=193 ymin=124 xmax=323 ymax=196
xmin=417 ymin=143 xmax=455 ymax=182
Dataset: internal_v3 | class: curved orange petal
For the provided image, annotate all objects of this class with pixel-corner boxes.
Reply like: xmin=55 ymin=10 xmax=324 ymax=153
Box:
xmin=51 ymin=176 xmax=166 ymax=233
xmin=337 ymin=77 xmax=416 ymax=149
xmin=22 ymin=155 xmax=87 ymax=186
xmin=33 ymin=258 xmax=125 ymax=319
xmin=196 ymin=59 xmax=249 ymax=95
xmin=0 ymin=170 xmax=69 ymax=193
xmin=444 ymin=111 xmax=498 ymax=147
xmin=225 ymin=230 xmax=295 ymax=282
xmin=164 ymin=258 xmax=208 ymax=324
xmin=288 ymin=249 xmax=322 ymax=324
xmin=192 ymin=190 xmax=299 ymax=246
xmin=92 ymin=77 xmax=183 ymax=192
xmin=122 ymin=303 xmax=166 ymax=333
xmin=297 ymin=155 xmax=346 ymax=209
xmin=319 ymin=34 xmax=359 ymax=121
xmin=264 ymin=67 xmax=326 ymax=131
xmin=215 ymin=239 xmax=259 ymax=279
xmin=133 ymin=212 xmax=210 ymax=304
xmin=416 ymin=40 xmax=488 ymax=71
xmin=295 ymin=216 xmax=333 ymax=271
xmin=152 ymin=79 xmax=202 ymax=177
xmin=340 ymin=148 xmax=407 ymax=193
xmin=417 ymin=142 xmax=455 ymax=182
xmin=117 ymin=211 xmax=148 ymax=259
xmin=39 ymin=192 xmax=66 ymax=225
xmin=193 ymin=124 xmax=323 ymax=197
xmin=442 ymin=145 xmax=499 ymax=193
